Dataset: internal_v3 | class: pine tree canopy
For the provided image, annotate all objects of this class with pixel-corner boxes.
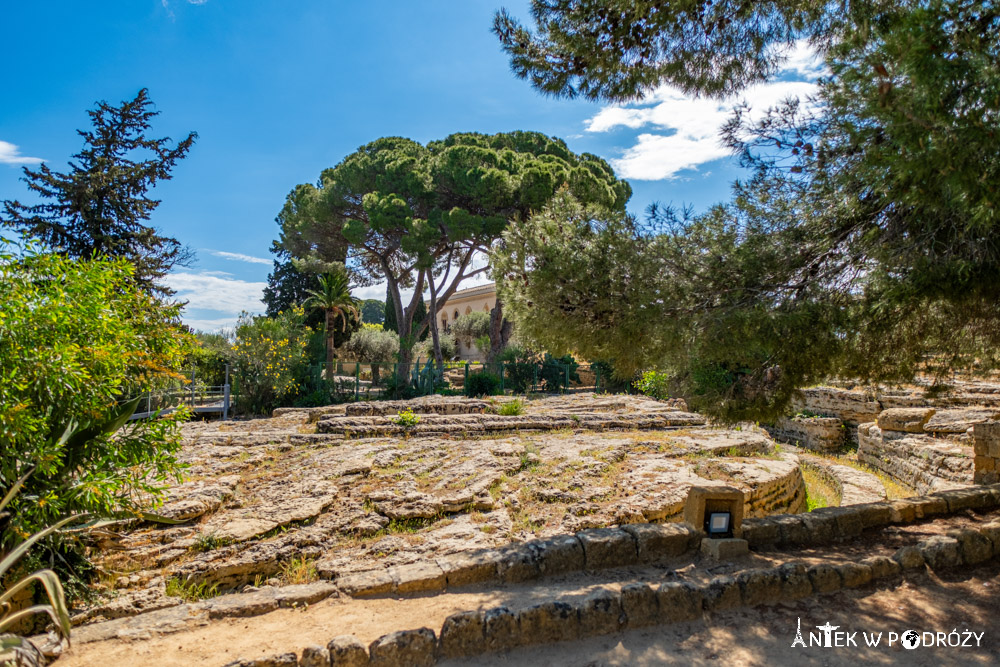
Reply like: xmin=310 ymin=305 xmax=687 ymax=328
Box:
xmin=495 ymin=1 xmax=1000 ymax=422
xmin=1 ymin=88 xmax=196 ymax=295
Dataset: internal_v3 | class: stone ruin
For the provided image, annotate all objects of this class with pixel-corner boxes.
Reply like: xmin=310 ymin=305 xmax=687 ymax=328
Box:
xmin=45 ymin=387 xmax=1000 ymax=667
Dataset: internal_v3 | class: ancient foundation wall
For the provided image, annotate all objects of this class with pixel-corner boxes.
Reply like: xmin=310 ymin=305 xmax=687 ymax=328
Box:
xmin=858 ymin=423 xmax=973 ymax=494
xmin=974 ymin=421 xmax=1000 ymax=485
xmin=765 ymin=416 xmax=844 ymax=452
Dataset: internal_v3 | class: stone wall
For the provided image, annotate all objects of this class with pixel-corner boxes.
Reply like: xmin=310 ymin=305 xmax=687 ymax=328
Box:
xmin=974 ymin=421 xmax=1000 ymax=485
xmin=765 ymin=416 xmax=845 ymax=452
xmin=742 ymin=455 xmax=807 ymax=517
xmin=858 ymin=422 xmax=973 ymax=494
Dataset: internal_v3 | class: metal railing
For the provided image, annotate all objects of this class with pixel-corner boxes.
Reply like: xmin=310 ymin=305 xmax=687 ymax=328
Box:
xmin=130 ymin=366 xmax=231 ymax=420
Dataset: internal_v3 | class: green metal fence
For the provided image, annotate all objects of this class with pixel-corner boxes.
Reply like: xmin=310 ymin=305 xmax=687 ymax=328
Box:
xmin=304 ymin=359 xmax=608 ymax=400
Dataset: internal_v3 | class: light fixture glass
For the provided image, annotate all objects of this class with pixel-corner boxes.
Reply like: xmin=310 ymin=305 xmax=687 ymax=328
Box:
xmin=707 ymin=511 xmax=731 ymax=535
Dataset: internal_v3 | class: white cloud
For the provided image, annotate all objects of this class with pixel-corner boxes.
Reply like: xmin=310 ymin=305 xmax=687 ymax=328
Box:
xmin=0 ymin=141 xmax=43 ymax=166
xmin=166 ymin=271 xmax=266 ymax=329
xmin=210 ymin=250 xmax=272 ymax=265
xmin=586 ymin=42 xmax=823 ymax=180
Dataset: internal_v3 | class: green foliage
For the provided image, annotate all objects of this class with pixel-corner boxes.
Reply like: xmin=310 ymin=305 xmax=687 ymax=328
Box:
xmin=466 ymin=372 xmax=502 ymax=397
xmin=384 ymin=292 xmax=427 ymax=341
xmin=186 ymin=332 xmax=232 ymax=387
xmin=592 ymin=360 xmax=631 ymax=393
xmin=392 ymin=409 xmax=421 ymax=428
xmin=303 ymin=268 xmax=361 ymax=370
xmin=278 ymin=130 xmax=630 ymax=381
xmin=494 ymin=1 xmax=839 ymax=101
xmin=539 ymin=353 xmax=580 ymax=393
xmin=164 ymin=577 xmax=220 ymax=602
xmin=0 ymin=246 xmax=189 ymax=546
xmin=418 ymin=332 xmax=457 ymax=361
xmin=230 ymin=307 xmax=313 ymax=415
xmin=360 ymin=299 xmax=384 ymax=325
xmin=343 ymin=325 xmax=399 ymax=379
xmin=262 ymin=252 xmax=324 ymax=329
xmin=496 ymin=346 xmax=536 ymax=393
xmin=496 ymin=2 xmax=1000 ymax=422
xmin=1 ymin=89 xmax=196 ymax=295
xmin=0 ymin=472 xmax=75 ymax=663
xmin=451 ymin=311 xmax=491 ymax=346
xmin=634 ymin=370 xmax=672 ymax=401
xmin=497 ymin=398 xmax=526 ymax=416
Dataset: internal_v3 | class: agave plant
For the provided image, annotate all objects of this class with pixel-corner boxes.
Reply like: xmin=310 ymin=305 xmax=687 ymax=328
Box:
xmin=0 ymin=468 xmax=76 ymax=665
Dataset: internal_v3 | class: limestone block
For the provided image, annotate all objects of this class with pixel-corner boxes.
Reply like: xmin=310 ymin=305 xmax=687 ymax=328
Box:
xmin=576 ymin=528 xmax=638 ymax=570
xmin=852 ymin=502 xmax=893 ymax=529
xmin=741 ymin=517 xmax=781 ymax=547
xmin=273 ymin=581 xmax=338 ymax=608
xmin=778 ymin=563 xmax=813 ymax=600
xmin=861 ymin=555 xmax=900 ymax=581
xmin=771 ymin=514 xmax=810 ymax=546
xmin=205 ymin=590 xmax=279 ymax=619
xmin=972 ymin=421 xmax=1000 ymax=454
xmin=919 ymin=536 xmax=961 ymax=570
xmin=796 ymin=513 xmax=836 ymax=545
xmin=495 ymin=546 xmax=540 ymax=584
xmin=807 ymin=564 xmax=842 ymax=594
xmin=892 ymin=546 xmax=925 ymax=570
xmin=222 ymin=654 xmax=297 ymax=667
xmin=299 ymin=645 xmax=330 ymax=667
xmin=836 ymin=562 xmax=872 ymax=588
xmin=700 ymin=538 xmax=749 ymax=560
xmin=683 ymin=486 xmax=745 ymax=538
xmin=979 ymin=522 xmax=1000 ymax=555
xmin=737 ymin=568 xmax=782 ymax=607
xmin=328 ymin=635 xmax=368 ymax=667
xmin=517 ymin=601 xmax=579 ymax=646
xmin=368 ymin=628 xmax=436 ymax=667
xmin=530 ymin=535 xmax=585 ymax=576
xmin=810 ymin=506 xmax=863 ymax=540
xmin=337 ymin=569 xmax=393 ymax=597
xmin=577 ymin=588 xmax=624 ymax=636
xmin=438 ymin=610 xmax=485 ymax=660
xmin=877 ymin=408 xmax=935 ymax=433
xmin=620 ymin=582 xmax=658 ymax=629
xmin=702 ymin=575 xmax=741 ymax=612
xmin=948 ymin=529 xmax=993 ymax=565
xmin=436 ymin=549 xmax=501 ymax=588
xmin=931 ymin=487 xmax=992 ymax=513
xmin=388 ymin=561 xmax=446 ymax=594
xmin=483 ymin=606 xmax=520 ymax=653
xmin=622 ymin=523 xmax=691 ymax=562
xmin=656 ymin=582 xmax=702 ymax=623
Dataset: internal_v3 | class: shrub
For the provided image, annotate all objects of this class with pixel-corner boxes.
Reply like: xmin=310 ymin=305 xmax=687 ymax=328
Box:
xmin=0 ymin=472 xmax=75 ymax=664
xmin=496 ymin=346 xmax=536 ymax=393
xmin=592 ymin=359 xmax=633 ymax=393
xmin=466 ymin=372 xmax=502 ymax=397
xmin=0 ymin=247 xmax=188 ymax=547
xmin=451 ymin=311 xmax=491 ymax=350
xmin=417 ymin=332 xmax=457 ymax=361
xmin=392 ymin=409 xmax=421 ymax=427
xmin=539 ymin=353 xmax=580 ymax=393
xmin=230 ymin=307 xmax=312 ymax=415
xmin=342 ymin=325 xmax=399 ymax=385
xmin=635 ymin=370 xmax=672 ymax=401
xmin=497 ymin=398 xmax=526 ymax=416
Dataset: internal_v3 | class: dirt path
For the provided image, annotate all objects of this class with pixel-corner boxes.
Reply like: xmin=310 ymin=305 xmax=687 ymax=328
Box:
xmin=456 ymin=563 xmax=1000 ymax=666
xmin=58 ymin=556 xmax=999 ymax=667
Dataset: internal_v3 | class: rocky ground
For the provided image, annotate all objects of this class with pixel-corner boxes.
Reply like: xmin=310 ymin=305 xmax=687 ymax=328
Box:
xmin=44 ymin=389 xmax=1000 ymax=666
xmin=75 ymin=394 xmax=814 ymax=626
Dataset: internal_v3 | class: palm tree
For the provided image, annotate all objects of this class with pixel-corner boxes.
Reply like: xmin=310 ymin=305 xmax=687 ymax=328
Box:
xmin=303 ymin=270 xmax=360 ymax=378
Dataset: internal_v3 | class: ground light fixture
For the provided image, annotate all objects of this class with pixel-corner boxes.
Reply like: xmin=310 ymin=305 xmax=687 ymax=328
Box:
xmin=705 ymin=511 xmax=732 ymax=538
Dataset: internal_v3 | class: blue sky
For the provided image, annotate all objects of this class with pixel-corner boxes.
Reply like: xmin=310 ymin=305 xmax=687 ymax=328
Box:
xmin=1 ymin=1 xmax=820 ymax=331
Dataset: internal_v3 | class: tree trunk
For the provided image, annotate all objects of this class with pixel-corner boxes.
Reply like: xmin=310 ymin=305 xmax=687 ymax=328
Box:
xmin=487 ymin=297 xmax=513 ymax=364
xmin=428 ymin=278 xmax=444 ymax=373
xmin=325 ymin=310 xmax=335 ymax=379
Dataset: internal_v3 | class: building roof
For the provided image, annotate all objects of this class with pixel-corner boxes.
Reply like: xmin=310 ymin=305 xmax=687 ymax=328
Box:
xmin=444 ymin=282 xmax=496 ymax=301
